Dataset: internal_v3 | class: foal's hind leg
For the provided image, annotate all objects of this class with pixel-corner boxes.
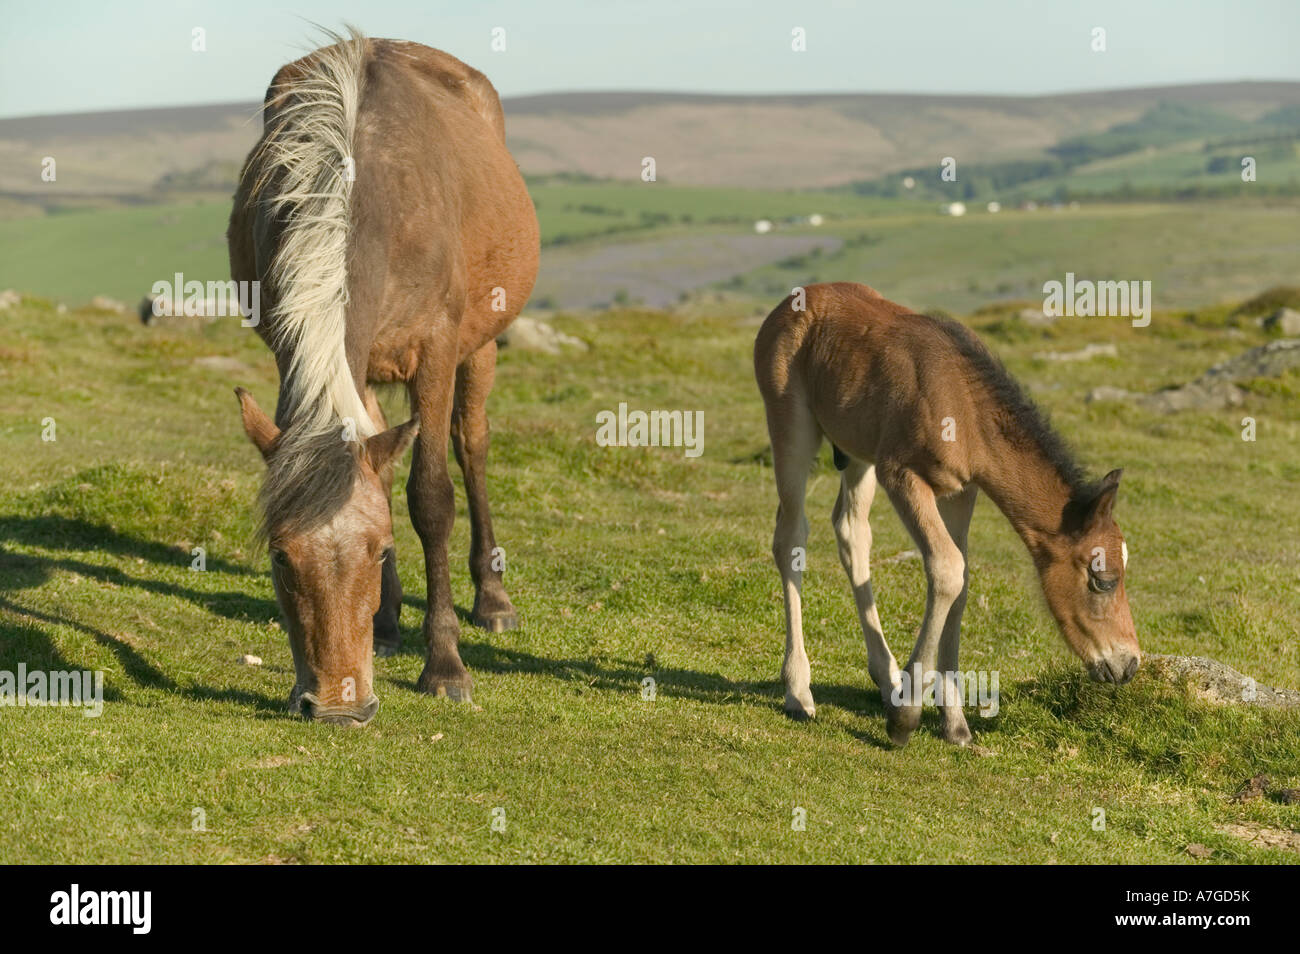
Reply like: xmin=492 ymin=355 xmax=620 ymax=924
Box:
xmin=831 ymin=460 xmax=901 ymax=704
xmin=451 ymin=341 xmax=518 ymax=632
xmin=935 ymin=485 xmax=978 ymax=745
xmin=877 ymin=464 xmax=966 ymax=746
xmin=365 ymin=387 xmax=404 ymax=657
xmin=767 ymin=403 xmax=821 ymax=719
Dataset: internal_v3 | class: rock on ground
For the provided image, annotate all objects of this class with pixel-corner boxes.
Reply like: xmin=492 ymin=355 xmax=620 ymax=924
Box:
xmin=1262 ymin=307 xmax=1300 ymax=335
xmin=1017 ymin=307 xmax=1056 ymax=327
xmin=0 ymin=289 xmax=20 ymax=310
xmin=1035 ymin=343 xmax=1117 ymax=362
xmin=88 ymin=295 xmax=127 ymax=313
xmin=497 ymin=316 xmax=588 ymax=355
xmin=1088 ymin=338 xmax=1300 ymax=412
xmin=1143 ymin=654 xmax=1300 ymax=709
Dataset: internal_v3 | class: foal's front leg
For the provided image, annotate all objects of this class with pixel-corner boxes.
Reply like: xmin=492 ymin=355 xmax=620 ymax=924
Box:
xmin=408 ymin=355 xmax=473 ymax=702
xmin=935 ymin=486 xmax=978 ymax=745
xmin=879 ymin=466 xmax=966 ymax=746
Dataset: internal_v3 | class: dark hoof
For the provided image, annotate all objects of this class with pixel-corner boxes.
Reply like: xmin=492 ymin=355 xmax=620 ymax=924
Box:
xmin=472 ymin=611 xmax=519 ymax=633
xmin=373 ymin=617 xmax=402 ymax=656
xmin=417 ymin=666 xmax=474 ymax=704
xmin=885 ymin=704 xmax=921 ymax=747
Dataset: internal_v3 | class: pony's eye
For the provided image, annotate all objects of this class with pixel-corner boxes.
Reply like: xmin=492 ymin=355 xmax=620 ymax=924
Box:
xmin=1088 ymin=572 xmax=1119 ymax=594
xmin=270 ymin=548 xmax=291 ymax=570
xmin=376 ymin=546 xmax=394 ymax=565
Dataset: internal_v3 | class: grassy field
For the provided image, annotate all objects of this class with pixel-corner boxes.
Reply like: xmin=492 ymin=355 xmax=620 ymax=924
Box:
xmin=1 ymin=283 xmax=1298 ymax=863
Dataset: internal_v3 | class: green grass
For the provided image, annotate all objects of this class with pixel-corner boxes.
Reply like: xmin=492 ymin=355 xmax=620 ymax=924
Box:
xmin=5 ymin=190 xmax=1298 ymax=320
xmin=717 ymin=198 xmax=1300 ymax=313
xmin=1 ymin=290 xmax=1298 ymax=863
xmin=0 ymin=184 xmax=894 ymax=306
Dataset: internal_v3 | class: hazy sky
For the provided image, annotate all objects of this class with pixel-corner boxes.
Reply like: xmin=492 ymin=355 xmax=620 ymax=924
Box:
xmin=2 ymin=0 xmax=1297 ymax=118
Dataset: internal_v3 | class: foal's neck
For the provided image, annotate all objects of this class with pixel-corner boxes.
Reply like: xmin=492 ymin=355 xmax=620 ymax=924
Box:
xmin=974 ymin=440 xmax=1071 ymax=566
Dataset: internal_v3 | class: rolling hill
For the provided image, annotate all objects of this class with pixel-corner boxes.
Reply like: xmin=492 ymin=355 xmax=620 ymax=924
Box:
xmin=2 ymin=81 xmax=1299 ymax=209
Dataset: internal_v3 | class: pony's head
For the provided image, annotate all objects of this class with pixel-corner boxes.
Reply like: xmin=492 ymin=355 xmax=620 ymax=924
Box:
xmin=235 ymin=388 xmax=417 ymax=726
xmin=1037 ymin=469 xmax=1141 ymax=684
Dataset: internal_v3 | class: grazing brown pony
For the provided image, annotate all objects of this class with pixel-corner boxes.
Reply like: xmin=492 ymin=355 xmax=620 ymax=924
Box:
xmin=754 ymin=282 xmax=1139 ymax=746
xmin=227 ymin=29 xmax=538 ymax=725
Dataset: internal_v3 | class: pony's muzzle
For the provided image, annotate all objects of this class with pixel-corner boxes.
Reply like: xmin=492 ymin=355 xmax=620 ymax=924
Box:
xmin=296 ymin=691 xmax=380 ymax=727
xmin=1088 ymin=653 xmax=1140 ymax=685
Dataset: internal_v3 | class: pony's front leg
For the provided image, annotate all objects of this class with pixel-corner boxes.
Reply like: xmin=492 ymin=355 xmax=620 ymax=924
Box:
xmin=365 ymin=387 xmax=404 ymax=657
xmin=408 ymin=358 xmax=473 ymax=702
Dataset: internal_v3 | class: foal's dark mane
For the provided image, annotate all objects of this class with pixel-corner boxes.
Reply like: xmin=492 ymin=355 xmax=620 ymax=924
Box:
xmin=929 ymin=315 xmax=1100 ymax=506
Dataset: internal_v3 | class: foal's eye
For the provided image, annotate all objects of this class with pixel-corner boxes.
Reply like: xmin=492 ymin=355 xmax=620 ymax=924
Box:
xmin=1088 ymin=572 xmax=1119 ymax=594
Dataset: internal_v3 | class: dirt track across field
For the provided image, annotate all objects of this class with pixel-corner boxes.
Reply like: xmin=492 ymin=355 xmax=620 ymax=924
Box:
xmin=532 ymin=232 xmax=841 ymax=309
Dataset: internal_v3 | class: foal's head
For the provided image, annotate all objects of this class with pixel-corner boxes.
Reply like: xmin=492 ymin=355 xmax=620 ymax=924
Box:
xmin=1039 ymin=469 xmax=1141 ymax=684
xmin=236 ymin=388 xmax=418 ymax=726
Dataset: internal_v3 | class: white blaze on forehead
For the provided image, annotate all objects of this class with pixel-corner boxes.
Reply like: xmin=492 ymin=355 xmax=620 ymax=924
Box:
xmin=1121 ymin=540 xmax=1129 ymax=568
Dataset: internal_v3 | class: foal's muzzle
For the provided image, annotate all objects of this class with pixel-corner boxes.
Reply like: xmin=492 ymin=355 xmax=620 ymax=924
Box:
xmin=296 ymin=691 xmax=380 ymax=727
xmin=1088 ymin=653 xmax=1140 ymax=685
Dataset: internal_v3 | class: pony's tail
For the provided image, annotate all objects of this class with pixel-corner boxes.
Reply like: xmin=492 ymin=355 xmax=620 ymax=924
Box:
xmin=247 ymin=25 xmax=376 ymax=446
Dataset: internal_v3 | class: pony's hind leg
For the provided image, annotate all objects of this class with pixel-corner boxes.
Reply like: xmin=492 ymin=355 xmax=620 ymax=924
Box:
xmin=877 ymin=464 xmax=966 ymax=746
xmin=831 ymin=459 xmax=901 ymax=706
xmin=365 ymin=387 xmax=404 ymax=656
xmin=767 ymin=401 xmax=821 ymax=719
xmin=935 ymin=485 xmax=978 ymax=746
xmin=451 ymin=340 xmax=518 ymax=632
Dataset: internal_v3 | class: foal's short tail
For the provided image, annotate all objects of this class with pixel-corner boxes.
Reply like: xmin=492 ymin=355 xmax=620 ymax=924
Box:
xmin=243 ymin=25 xmax=376 ymax=441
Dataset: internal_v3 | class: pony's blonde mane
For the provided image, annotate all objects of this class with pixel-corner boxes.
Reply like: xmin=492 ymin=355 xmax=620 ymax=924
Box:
xmin=247 ymin=25 xmax=375 ymax=441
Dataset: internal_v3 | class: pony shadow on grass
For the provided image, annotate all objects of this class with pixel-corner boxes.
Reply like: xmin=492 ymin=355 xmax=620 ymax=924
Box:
xmin=385 ymin=595 xmax=902 ymax=747
xmin=0 ymin=514 xmax=285 ymax=716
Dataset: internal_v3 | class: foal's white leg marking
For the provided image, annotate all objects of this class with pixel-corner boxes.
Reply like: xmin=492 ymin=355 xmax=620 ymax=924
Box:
xmin=770 ymin=411 xmax=821 ymax=719
xmin=879 ymin=467 xmax=966 ymax=745
xmin=935 ymin=485 xmax=978 ymax=746
xmin=832 ymin=461 xmax=901 ymax=704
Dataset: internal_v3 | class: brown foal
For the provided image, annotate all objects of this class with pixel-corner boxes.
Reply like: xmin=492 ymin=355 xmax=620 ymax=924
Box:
xmin=228 ymin=29 xmax=537 ymax=725
xmin=755 ymin=282 xmax=1139 ymax=746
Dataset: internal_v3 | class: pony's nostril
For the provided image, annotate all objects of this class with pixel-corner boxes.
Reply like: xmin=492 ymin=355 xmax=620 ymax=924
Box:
xmin=1123 ymin=656 xmax=1139 ymax=682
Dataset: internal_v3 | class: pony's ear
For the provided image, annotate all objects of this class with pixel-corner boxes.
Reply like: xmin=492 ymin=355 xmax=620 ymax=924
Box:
xmin=235 ymin=387 xmax=280 ymax=461
xmin=1084 ymin=468 xmax=1123 ymax=531
xmin=364 ymin=419 xmax=420 ymax=484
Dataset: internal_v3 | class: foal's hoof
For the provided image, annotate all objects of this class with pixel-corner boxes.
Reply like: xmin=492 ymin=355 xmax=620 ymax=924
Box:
xmin=783 ymin=695 xmax=816 ymax=721
xmin=417 ymin=667 xmax=474 ymax=704
xmin=885 ymin=704 xmax=921 ymax=747
xmin=472 ymin=610 xmax=519 ymax=633
xmin=374 ymin=639 xmax=402 ymax=658
xmin=942 ymin=722 xmax=973 ymax=747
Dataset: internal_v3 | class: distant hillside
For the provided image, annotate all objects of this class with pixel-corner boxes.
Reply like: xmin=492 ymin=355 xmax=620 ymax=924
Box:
xmin=2 ymin=81 xmax=1299 ymax=206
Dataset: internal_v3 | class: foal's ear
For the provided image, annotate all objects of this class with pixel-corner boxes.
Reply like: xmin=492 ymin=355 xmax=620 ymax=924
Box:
xmin=1084 ymin=468 xmax=1123 ymax=530
xmin=364 ymin=419 xmax=420 ymax=483
xmin=234 ymin=387 xmax=280 ymax=461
